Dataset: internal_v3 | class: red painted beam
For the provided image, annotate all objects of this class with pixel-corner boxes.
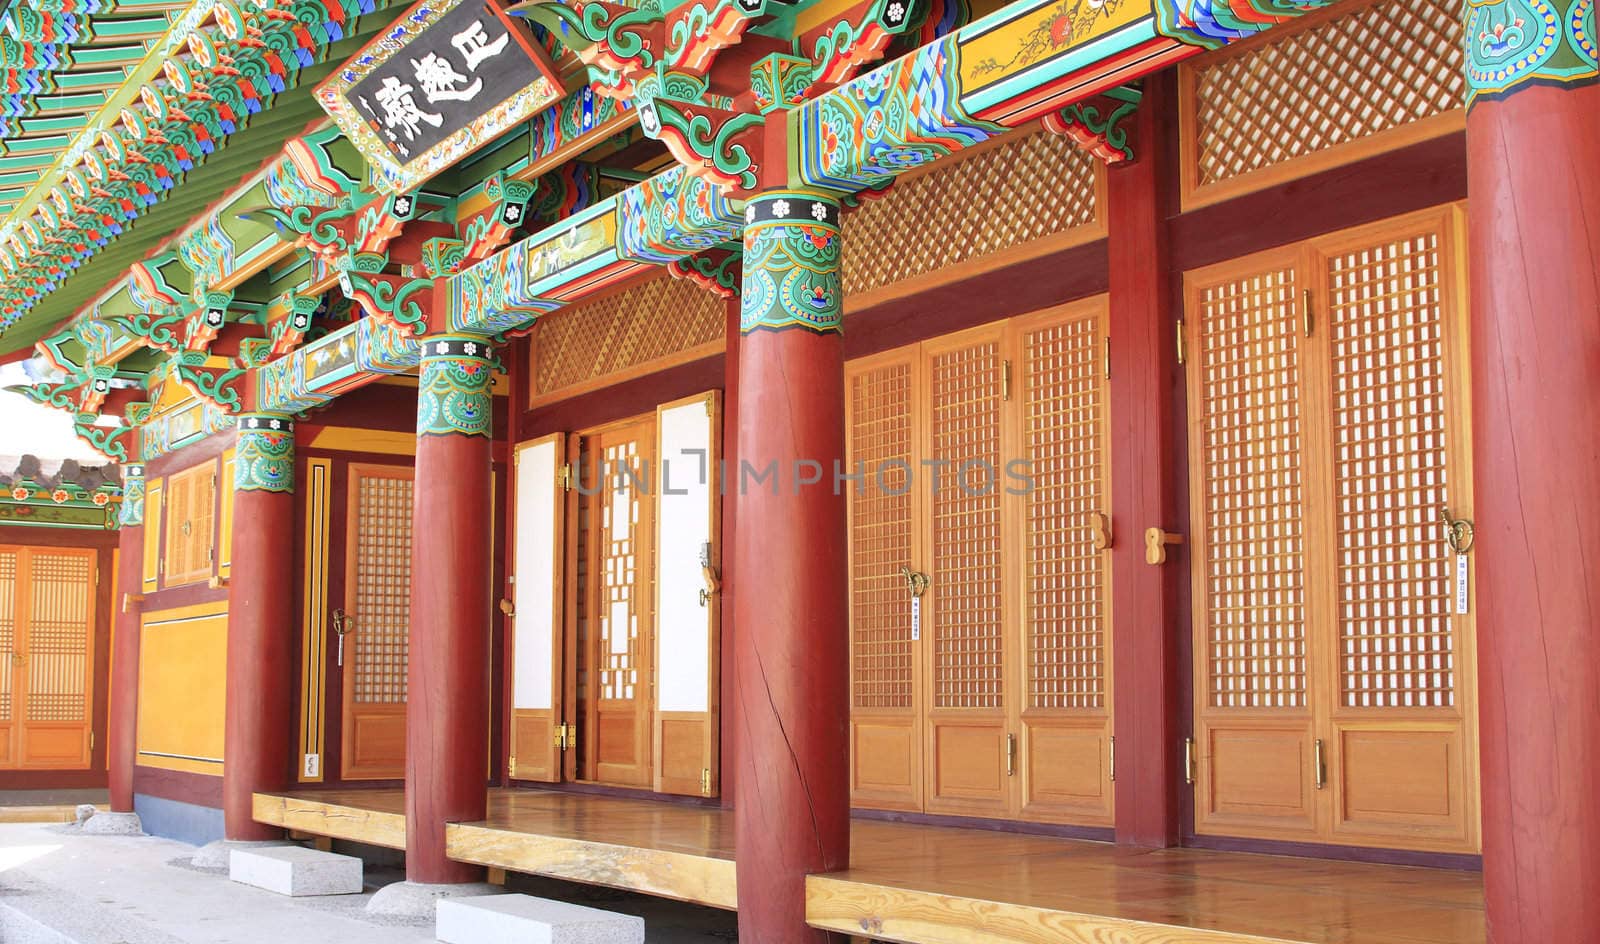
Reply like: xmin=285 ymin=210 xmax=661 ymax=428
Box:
xmin=1467 ymin=82 xmax=1600 ymax=942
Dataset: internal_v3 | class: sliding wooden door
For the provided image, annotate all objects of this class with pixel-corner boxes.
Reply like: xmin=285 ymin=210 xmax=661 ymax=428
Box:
xmin=846 ymin=298 xmax=1113 ymax=826
xmin=0 ymin=546 xmax=96 ymax=770
xmin=1187 ymin=205 xmax=1478 ymax=853
xmin=577 ymin=417 xmax=656 ymax=787
xmin=341 ymin=463 xmax=414 ymax=780
xmin=509 ymin=434 xmax=566 ymax=783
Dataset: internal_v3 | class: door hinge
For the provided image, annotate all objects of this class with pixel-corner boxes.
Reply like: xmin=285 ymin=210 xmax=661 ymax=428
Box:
xmin=1108 ymin=735 xmax=1116 ymax=782
xmin=699 ymin=768 xmax=711 ymax=796
xmin=1176 ymin=319 xmax=1187 ymax=365
xmin=1005 ymin=733 xmax=1017 ymax=777
xmin=1001 ymin=360 xmax=1012 ymax=401
xmin=1184 ymin=736 xmax=1196 ymax=785
xmin=507 ymin=755 xmax=517 ymax=778
xmin=554 ymin=722 xmax=576 ymax=751
xmin=90 ymin=731 xmax=95 ymax=751
xmin=558 ymin=463 xmax=572 ymax=492
xmin=1302 ymin=288 xmax=1314 ymax=338
xmin=1103 ymin=337 xmax=1111 ymax=381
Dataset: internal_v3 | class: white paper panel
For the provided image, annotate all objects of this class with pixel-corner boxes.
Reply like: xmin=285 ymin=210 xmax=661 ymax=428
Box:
xmin=512 ymin=438 xmax=558 ymax=711
xmin=656 ymin=401 xmax=713 ymax=713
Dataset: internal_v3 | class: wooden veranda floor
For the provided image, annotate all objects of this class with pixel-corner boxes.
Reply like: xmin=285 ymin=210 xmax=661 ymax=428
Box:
xmin=254 ymin=788 xmax=1485 ymax=944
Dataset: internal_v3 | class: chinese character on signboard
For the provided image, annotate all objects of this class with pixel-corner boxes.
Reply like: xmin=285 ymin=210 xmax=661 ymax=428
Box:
xmin=315 ymin=0 xmax=564 ymax=193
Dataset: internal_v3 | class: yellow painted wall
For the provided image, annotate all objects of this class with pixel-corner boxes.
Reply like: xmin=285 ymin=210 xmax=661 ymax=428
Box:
xmin=137 ymin=601 xmax=228 ymax=776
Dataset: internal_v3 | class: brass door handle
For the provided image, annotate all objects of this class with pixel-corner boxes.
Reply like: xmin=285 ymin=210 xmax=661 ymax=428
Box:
xmin=1005 ymin=733 xmax=1017 ymax=777
xmin=1314 ymin=738 xmax=1327 ymax=790
xmin=898 ymin=565 xmax=929 ymax=597
xmin=8 ymin=650 xmax=25 ymax=667
xmin=331 ymin=608 xmax=353 ymax=635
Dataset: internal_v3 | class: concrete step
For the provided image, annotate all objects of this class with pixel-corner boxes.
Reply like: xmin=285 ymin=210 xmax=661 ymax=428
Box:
xmin=229 ymin=845 xmax=364 ymax=897
xmin=436 ymin=894 xmax=644 ymax=944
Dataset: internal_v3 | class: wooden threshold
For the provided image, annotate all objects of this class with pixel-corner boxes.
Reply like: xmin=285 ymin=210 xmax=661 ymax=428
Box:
xmin=254 ymin=788 xmax=1484 ymax=943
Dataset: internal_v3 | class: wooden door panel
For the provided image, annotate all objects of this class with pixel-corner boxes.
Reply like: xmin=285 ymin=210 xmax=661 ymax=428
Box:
xmin=851 ymin=716 xmax=919 ymax=809
xmin=1197 ymin=720 xmax=1318 ymax=838
xmin=1331 ymin=725 xmax=1470 ymax=850
xmin=930 ymin=718 xmax=1008 ymax=808
xmin=582 ymin=420 xmax=655 ymax=788
xmin=1020 ymin=717 xmax=1111 ymax=825
xmin=0 ymin=548 xmax=16 ymax=765
xmin=510 ymin=434 xmax=566 ymax=783
xmin=653 ymin=393 xmax=720 ymax=797
xmin=17 ymin=549 xmax=94 ymax=769
xmin=1016 ymin=301 xmax=1113 ymax=827
xmin=923 ymin=331 xmax=1010 ymax=817
xmin=846 ymin=352 xmax=921 ymax=812
xmin=341 ymin=464 xmax=414 ymax=781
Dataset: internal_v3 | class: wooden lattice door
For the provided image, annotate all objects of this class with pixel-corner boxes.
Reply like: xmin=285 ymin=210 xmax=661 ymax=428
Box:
xmin=0 ymin=546 xmax=96 ymax=770
xmin=845 ymin=299 xmax=1114 ymax=826
xmin=576 ymin=417 xmax=656 ymax=787
xmin=1186 ymin=205 xmax=1477 ymax=853
xmin=341 ymin=464 xmax=414 ymax=780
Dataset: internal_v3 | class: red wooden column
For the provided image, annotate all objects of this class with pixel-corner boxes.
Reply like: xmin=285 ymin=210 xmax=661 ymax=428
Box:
xmin=731 ymin=191 xmax=850 ymax=942
xmin=108 ymin=464 xmax=146 ymax=813
xmin=1106 ymin=77 xmax=1181 ymax=847
xmin=222 ymin=415 xmax=298 ymax=840
xmin=1464 ymin=19 xmax=1599 ymax=940
xmin=406 ymin=336 xmax=494 ymax=884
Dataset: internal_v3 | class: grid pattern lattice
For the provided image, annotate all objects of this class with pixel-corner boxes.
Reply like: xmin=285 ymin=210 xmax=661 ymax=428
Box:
xmin=1329 ymin=232 xmax=1455 ymax=708
xmin=0 ymin=551 xmax=13 ymax=723
xmin=25 ymin=553 xmax=91 ymax=723
xmin=353 ymin=473 xmax=413 ymax=704
xmin=842 ymin=131 xmax=1100 ymax=298
xmin=1024 ymin=315 xmax=1106 ymax=710
xmin=930 ymin=341 xmax=1005 ymax=710
xmin=534 ymin=274 xmax=725 ymax=397
xmin=849 ymin=361 xmax=916 ymax=710
xmin=1199 ymin=268 xmax=1308 ymax=709
xmin=599 ymin=440 xmax=647 ymax=702
xmin=1189 ymin=0 xmax=1464 ymax=187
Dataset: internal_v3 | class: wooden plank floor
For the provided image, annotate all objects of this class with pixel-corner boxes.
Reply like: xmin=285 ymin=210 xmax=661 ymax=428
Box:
xmin=254 ymin=788 xmax=1484 ymax=944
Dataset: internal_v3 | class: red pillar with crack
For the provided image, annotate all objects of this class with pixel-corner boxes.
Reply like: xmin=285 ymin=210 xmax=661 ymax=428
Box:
xmin=222 ymin=414 xmax=298 ymax=839
xmin=1463 ymin=10 xmax=1600 ymax=940
xmin=406 ymin=335 xmax=495 ymax=884
xmin=731 ymin=190 xmax=851 ymax=942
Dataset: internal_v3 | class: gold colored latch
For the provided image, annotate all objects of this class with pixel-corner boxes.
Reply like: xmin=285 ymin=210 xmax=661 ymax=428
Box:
xmin=507 ymin=756 xmax=516 ymax=778
xmin=1440 ymin=506 xmax=1475 ymax=554
xmin=1001 ymin=360 xmax=1012 ymax=401
xmin=699 ymin=768 xmax=712 ymax=796
xmin=1108 ymin=736 xmax=1116 ymax=782
xmin=1184 ymin=737 xmax=1196 ymax=785
xmin=1176 ymin=319 xmax=1186 ymax=365
xmin=1302 ymin=289 xmax=1314 ymax=338
xmin=554 ymin=723 xmax=576 ymax=751
xmin=558 ymin=463 xmax=572 ymax=492
xmin=1313 ymin=739 xmax=1327 ymax=790
xmin=1005 ymin=733 xmax=1017 ymax=777
xmin=899 ymin=565 xmax=929 ymax=598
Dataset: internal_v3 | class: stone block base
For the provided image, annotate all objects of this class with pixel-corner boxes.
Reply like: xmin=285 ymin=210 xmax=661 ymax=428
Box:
xmin=80 ymin=812 xmax=142 ymax=836
xmin=229 ymin=846 xmax=363 ymax=896
xmin=436 ymin=895 xmax=644 ymax=944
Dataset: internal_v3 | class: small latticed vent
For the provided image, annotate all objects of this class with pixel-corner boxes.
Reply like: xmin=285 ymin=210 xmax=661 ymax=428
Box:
xmin=353 ymin=473 xmax=413 ymax=705
xmin=849 ymin=361 xmax=915 ymax=710
xmin=842 ymin=131 xmax=1101 ymax=300
xmin=1185 ymin=0 xmax=1464 ymax=195
xmin=533 ymin=274 xmax=725 ymax=399
xmin=1197 ymin=267 xmax=1308 ymax=710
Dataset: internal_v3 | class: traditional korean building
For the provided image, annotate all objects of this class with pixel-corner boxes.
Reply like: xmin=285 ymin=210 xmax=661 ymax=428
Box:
xmin=0 ymin=0 xmax=1592 ymax=939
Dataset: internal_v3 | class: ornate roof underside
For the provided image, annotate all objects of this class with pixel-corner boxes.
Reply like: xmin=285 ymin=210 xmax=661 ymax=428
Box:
xmin=0 ymin=0 xmax=192 ymax=217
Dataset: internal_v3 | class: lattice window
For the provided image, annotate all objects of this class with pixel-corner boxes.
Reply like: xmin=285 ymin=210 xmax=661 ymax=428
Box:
xmin=930 ymin=341 xmax=1004 ymax=710
xmin=1329 ymin=232 xmax=1454 ymax=708
xmin=533 ymin=273 xmax=725 ymax=400
xmin=1198 ymin=267 xmax=1308 ymax=709
xmin=163 ymin=462 xmax=215 ymax=586
xmin=0 ymin=551 xmax=13 ymax=722
xmin=598 ymin=439 xmax=649 ymax=702
xmin=25 ymin=552 xmax=91 ymax=723
xmin=1185 ymin=0 xmax=1464 ymax=195
xmin=850 ymin=361 xmax=915 ymax=710
xmin=352 ymin=473 xmax=413 ymax=704
xmin=842 ymin=131 xmax=1101 ymax=299
xmin=1024 ymin=315 xmax=1106 ymax=710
